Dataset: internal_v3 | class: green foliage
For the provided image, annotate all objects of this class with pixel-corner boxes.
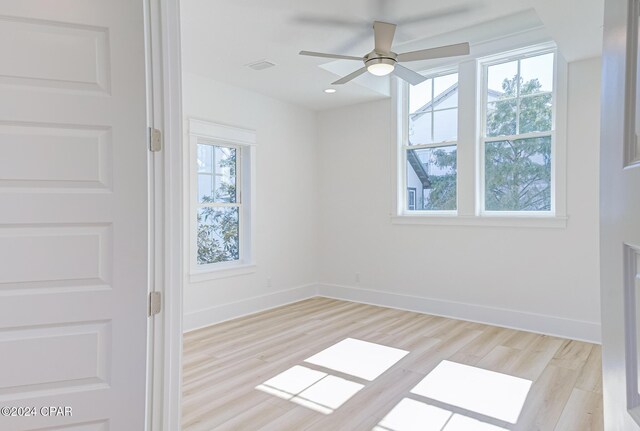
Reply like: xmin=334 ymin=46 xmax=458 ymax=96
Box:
xmin=420 ymin=75 xmax=552 ymax=211
xmin=485 ymin=76 xmax=552 ymax=211
xmin=197 ymin=148 xmax=240 ymax=264
xmin=485 ymin=137 xmax=551 ymax=211
xmin=423 ymin=147 xmax=457 ymax=211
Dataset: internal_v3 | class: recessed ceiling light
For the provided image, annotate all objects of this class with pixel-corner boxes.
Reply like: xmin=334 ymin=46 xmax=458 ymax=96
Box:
xmin=324 ymin=88 xmax=336 ymax=94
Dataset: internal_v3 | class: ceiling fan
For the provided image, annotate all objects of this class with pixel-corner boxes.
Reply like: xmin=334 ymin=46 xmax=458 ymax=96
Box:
xmin=299 ymin=21 xmax=470 ymax=86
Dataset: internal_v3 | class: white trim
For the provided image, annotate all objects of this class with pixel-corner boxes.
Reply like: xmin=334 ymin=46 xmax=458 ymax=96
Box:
xmin=189 ymin=263 xmax=256 ymax=282
xmin=316 ymin=283 xmax=601 ymax=344
xmin=183 ymin=283 xmax=600 ymax=344
xmin=183 ymin=284 xmax=318 ymax=332
xmin=391 ymin=214 xmax=567 ymax=228
xmin=148 ymin=0 xmax=184 ymax=429
xmin=189 ymin=118 xmax=256 ymax=146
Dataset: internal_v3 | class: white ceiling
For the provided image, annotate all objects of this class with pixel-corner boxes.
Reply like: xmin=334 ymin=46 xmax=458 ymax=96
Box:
xmin=180 ymin=0 xmax=603 ymax=111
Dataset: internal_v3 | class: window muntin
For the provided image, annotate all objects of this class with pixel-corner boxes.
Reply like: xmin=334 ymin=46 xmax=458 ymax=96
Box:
xmin=482 ymin=51 xmax=555 ymax=213
xmin=404 ymin=71 xmax=459 ymax=212
xmin=197 ymin=144 xmax=237 ymax=204
xmin=408 ymin=73 xmax=459 ymax=145
xmin=196 ymin=142 xmax=241 ymax=265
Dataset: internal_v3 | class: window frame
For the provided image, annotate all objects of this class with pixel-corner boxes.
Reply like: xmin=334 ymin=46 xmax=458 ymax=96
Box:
xmin=196 ymin=140 xmax=242 ymax=262
xmin=400 ymin=67 xmax=460 ymax=216
xmin=479 ymin=48 xmax=557 ymax=216
xmin=392 ymin=41 xmax=568 ymax=228
xmin=188 ymin=119 xmax=256 ymax=282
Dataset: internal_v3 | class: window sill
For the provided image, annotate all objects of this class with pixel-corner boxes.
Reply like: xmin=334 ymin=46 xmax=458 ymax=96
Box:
xmin=189 ymin=263 xmax=256 ymax=283
xmin=391 ymin=214 xmax=568 ymax=228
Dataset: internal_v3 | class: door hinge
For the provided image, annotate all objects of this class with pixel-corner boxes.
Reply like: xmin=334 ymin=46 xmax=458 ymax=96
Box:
xmin=149 ymin=291 xmax=162 ymax=316
xmin=149 ymin=127 xmax=162 ymax=152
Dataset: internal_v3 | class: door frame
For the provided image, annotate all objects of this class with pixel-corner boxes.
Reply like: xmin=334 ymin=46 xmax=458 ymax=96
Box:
xmin=146 ymin=0 xmax=184 ymax=429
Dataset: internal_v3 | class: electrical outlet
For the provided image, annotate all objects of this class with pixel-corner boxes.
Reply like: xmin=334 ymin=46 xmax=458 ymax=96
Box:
xmin=355 ymin=272 xmax=361 ymax=284
xmin=267 ymin=277 xmax=272 ymax=288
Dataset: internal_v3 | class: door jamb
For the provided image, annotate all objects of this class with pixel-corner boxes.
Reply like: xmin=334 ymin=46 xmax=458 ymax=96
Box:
xmin=146 ymin=0 xmax=184 ymax=429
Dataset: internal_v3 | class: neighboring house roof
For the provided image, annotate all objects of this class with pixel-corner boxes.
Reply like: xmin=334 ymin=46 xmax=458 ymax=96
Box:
xmin=411 ymin=83 xmax=503 ymax=119
xmin=407 ymin=149 xmax=430 ymax=189
xmin=407 ymin=83 xmax=504 ymax=189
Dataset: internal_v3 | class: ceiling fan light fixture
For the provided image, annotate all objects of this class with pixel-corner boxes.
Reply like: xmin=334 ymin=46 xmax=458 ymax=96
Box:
xmin=300 ymin=20 xmax=470 ymax=85
xmin=366 ymin=57 xmax=395 ymax=76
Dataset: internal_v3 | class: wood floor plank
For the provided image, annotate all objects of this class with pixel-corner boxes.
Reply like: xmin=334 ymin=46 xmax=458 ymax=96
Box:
xmin=476 ymin=345 xmax=522 ymax=374
xmin=513 ymin=364 xmax=579 ymax=431
xmin=551 ymin=340 xmax=594 ymax=370
xmin=182 ymin=297 xmax=602 ymax=431
xmin=256 ymin=406 xmax=321 ymax=431
xmin=554 ymin=388 xmax=603 ymax=431
xmin=575 ymin=345 xmax=603 ymax=394
xmin=509 ymin=335 xmax=565 ymax=381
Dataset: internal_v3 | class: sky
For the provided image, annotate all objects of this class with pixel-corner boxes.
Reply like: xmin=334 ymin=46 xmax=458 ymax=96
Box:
xmin=408 ymin=52 xmax=554 ymax=113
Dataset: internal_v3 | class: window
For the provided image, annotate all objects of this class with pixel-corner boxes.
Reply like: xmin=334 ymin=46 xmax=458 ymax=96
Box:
xmin=482 ymin=52 xmax=554 ymax=212
xmin=404 ymin=72 xmax=458 ymax=212
xmin=394 ymin=42 xmax=566 ymax=227
xmin=189 ymin=119 xmax=255 ymax=280
xmin=407 ymin=188 xmax=416 ymax=210
xmin=196 ymin=143 xmax=240 ymax=264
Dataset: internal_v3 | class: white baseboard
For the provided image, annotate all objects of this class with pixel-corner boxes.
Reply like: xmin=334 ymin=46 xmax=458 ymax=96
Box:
xmin=317 ymin=283 xmax=601 ymax=344
xmin=183 ymin=283 xmax=318 ymax=332
xmin=183 ymin=282 xmax=601 ymax=343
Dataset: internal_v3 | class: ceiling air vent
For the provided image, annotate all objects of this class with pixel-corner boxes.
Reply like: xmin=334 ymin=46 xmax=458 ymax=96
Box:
xmin=246 ymin=60 xmax=276 ymax=71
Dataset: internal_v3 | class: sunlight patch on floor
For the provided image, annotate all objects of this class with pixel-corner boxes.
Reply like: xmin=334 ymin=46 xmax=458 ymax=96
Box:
xmin=255 ymin=365 xmax=363 ymax=414
xmin=373 ymin=397 xmax=510 ymax=431
xmin=444 ymin=414 xmax=509 ymax=430
xmin=410 ymin=360 xmax=531 ymax=424
xmin=374 ymin=398 xmax=452 ymax=431
xmin=304 ymin=338 xmax=409 ymax=381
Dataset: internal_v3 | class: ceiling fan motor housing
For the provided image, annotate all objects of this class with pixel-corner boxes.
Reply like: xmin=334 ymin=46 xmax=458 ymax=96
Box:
xmin=364 ymin=51 xmax=397 ymax=66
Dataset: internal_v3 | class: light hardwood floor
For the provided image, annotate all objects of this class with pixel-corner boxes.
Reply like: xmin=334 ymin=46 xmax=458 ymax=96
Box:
xmin=182 ymin=298 xmax=603 ymax=431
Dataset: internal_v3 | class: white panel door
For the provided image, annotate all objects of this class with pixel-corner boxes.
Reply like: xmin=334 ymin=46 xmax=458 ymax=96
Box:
xmin=0 ymin=1 xmax=149 ymax=430
xmin=601 ymin=0 xmax=640 ymax=429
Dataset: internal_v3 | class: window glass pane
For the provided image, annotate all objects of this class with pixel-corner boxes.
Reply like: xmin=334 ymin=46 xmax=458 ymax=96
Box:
xmin=407 ymin=188 xmax=416 ymax=210
xmin=519 ymin=93 xmax=552 ymax=134
xmin=198 ymin=145 xmax=237 ymax=203
xmin=486 ymin=100 xmax=517 ymax=137
xmin=197 ymin=144 xmax=213 ymax=173
xmin=487 ymin=60 xmax=518 ymax=97
xmin=197 ymin=206 xmax=239 ymax=264
xmin=433 ymin=73 xmax=458 ymax=109
xmin=409 ymin=78 xmax=432 ymax=114
xmin=520 ymin=53 xmax=554 ymax=94
xmin=433 ymin=108 xmax=458 ymax=143
xmin=484 ymin=136 xmax=551 ymax=211
xmin=197 ymin=174 xmax=212 ymax=202
xmin=409 ymin=112 xmax=432 ymax=145
xmin=406 ymin=146 xmax=457 ymax=211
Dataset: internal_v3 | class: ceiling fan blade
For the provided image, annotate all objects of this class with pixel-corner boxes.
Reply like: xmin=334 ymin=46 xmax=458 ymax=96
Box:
xmin=397 ymin=4 xmax=475 ymax=26
xmin=392 ymin=64 xmax=428 ymax=86
xmin=397 ymin=42 xmax=470 ymax=62
xmin=292 ymin=15 xmax=365 ymax=28
xmin=299 ymin=51 xmax=363 ymax=61
xmin=332 ymin=67 xmax=367 ymax=85
xmin=333 ymin=28 xmax=372 ymax=55
xmin=373 ymin=21 xmax=396 ymax=54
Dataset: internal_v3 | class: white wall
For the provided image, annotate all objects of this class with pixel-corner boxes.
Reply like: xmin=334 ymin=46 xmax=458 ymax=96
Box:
xmin=182 ymin=72 xmax=318 ymax=331
xmin=316 ymin=57 xmax=602 ymax=342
